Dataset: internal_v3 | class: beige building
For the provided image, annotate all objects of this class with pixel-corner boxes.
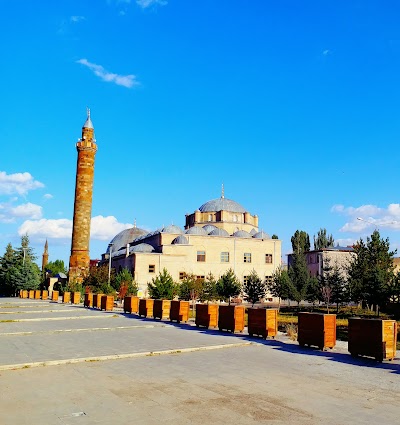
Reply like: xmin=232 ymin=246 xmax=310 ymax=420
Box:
xmin=101 ymin=195 xmax=281 ymax=298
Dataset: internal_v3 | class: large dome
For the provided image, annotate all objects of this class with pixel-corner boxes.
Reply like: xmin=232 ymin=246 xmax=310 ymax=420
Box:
xmin=199 ymin=197 xmax=247 ymax=213
xmin=107 ymin=226 xmax=147 ymax=253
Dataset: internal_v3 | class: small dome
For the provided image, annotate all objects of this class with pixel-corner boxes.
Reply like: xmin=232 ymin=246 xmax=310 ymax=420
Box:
xmin=199 ymin=197 xmax=247 ymax=213
xmin=130 ymin=243 xmax=155 ymax=253
xmin=185 ymin=227 xmax=208 ymax=235
xmin=172 ymin=235 xmax=189 ymax=245
xmin=203 ymin=224 xmax=217 ymax=234
xmin=253 ymin=231 xmax=270 ymax=239
xmin=209 ymin=228 xmax=229 ymax=237
xmin=232 ymin=230 xmax=251 ymax=238
xmin=107 ymin=226 xmax=147 ymax=253
xmin=249 ymin=228 xmax=257 ymax=236
xmin=161 ymin=225 xmax=183 ymax=234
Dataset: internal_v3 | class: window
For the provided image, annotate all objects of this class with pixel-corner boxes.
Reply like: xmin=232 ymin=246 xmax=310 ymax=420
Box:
xmin=243 ymin=276 xmax=248 ymax=285
xmin=208 ymin=214 xmax=213 ymax=221
xmin=196 ymin=275 xmax=205 ymax=281
xmin=221 ymin=252 xmax=230 ymax=263
xmin=179 ymin=272 xmax=185 ymax=280
xmin=197 ymin=251 xmax=206 ymax=262
xmin=265 ymin=254 xmax=273 ymax=264
xmin=244 ymin=252 xmax=251 ymax=263
xmin=233 ymin=215 xmax=238 ymax=222
xmin=149 ymin=265 xmax=155 ymax=273
xmin=265 ymin=276 xmax=273 ymax=285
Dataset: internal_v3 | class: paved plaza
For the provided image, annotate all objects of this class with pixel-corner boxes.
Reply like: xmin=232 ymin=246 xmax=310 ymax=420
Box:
xmin=0 ymin=298 xmax=399 ymax=425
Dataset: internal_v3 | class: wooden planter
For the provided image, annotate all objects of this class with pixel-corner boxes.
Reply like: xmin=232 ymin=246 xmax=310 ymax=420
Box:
xmin=21 ymin=290 xmax=28 ymax=299
xmin=84 ymin=293 xmax=93 ymax=308
xmin=348 ymin=318 xmax=398 ymax=362
xmin=298 ymin=312 xmax=336 ymax=350
xmin=153 ymin=299 xmax=171 ymax=320
xmin=52 ymin=290 xmax=59 ymax=302
xmin=248 ymin=308 xmax=278 ymax=339
xmin=63 ymin=292 xmax=71 ymax=303
xmin=71 ymin=292 xmax=81 ymax=304
xmin=28 ymin=290 xmax=34 ymax=299
xmin=42 ymin=290 xmax=48 ymax=300
xmin=139 ymin=299 xmax=154 ymax=317
xmin=93 ymin=293 xmax=104 ymax=309
xmin=124 ymin=296 xmax=139 ymax=314
xmin=195 ymin=304 xmax=219 ymax=328
xmin=170 ymin=300 xmax=189 ymax=323
xmin=34 ymin=290 xmax=41 ymax=299
xmin=101 ymin=295 xmax=114 ymax=311
xmin=218 ymin=305 xmax=245 ymax=333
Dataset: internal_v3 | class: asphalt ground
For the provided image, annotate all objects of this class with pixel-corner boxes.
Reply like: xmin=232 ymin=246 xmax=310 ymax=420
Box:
xmin=0 ymin=297 xmax=399 ymax=425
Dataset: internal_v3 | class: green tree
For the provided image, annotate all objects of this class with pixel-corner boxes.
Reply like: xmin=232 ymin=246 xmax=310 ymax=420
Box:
xmin=178 ymin=273 xmax=204 ymax=301
xmin=347 ymin=230 xmax=396 ymax=314
xmin=271 ymin=234 xmax=279 ymax=239
xmin=147 ymin=268 xmax=177 ymax=300
xmin=45 ymin=260 xmax=67 ymax=276
xmin=313 ymin=228 xmax=334 ymax=250
xmin=0 ymin=243 xmax=17 ymax=296
xmin=200 ymin=272 xmax=218 ymax=303
xmin=291 ymin=230 xmax=310 ymax=254
xmin=114 ymin=268 xmax=138 ymax=298
xmin=82 ymin=264 xmax=116 ymax=292
xmin=9 ymin=262 xmax=41 ymax=293
xmin=321 ymin=257 xmax=347 ymax=313
xmin=288 ymin=251 xmax=309 ymax=306
xmin=269 ymin=267 xmax=293 ymax=310
xmin=243 ymin=269 xmax=266 ymax=306
xmin=306 ymin=276 xmax=320 ymax=307
xmin=216 ymin=268 xmax=241 ymax=304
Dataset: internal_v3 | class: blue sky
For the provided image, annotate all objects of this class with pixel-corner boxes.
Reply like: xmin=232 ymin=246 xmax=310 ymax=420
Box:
xmin=1 ymin=0 xmax=400 ymax=266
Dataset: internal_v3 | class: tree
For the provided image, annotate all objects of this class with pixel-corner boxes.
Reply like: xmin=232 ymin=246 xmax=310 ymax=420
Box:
xmin=347 ymin=230 xmax=396 ymax=314
xmin=216 ymin=268 xmax=241 ymax=304
xmin=291 ymin=230 xmax=310 ymax=254
xmin=45 ymin=260 xmax=67 ymax=276
xmin=82 ymin=264 xmax=116 ymax=292
xmin=288 ymin=251 xmax=310 ymax=306
xmin=269 ymin=267 xmax=293 ymax=310
xmin=114 ymin=268 xmax=138 ymax=299
xmin=0 ymin=243 xmax=17 ymax=296
xmin=200 ymin=272 xmax=218 ymax=303
xmin=321 ymin=257 xmax=347 ymax=313
xmin=306 ymin=276 xmax=320 ymax=307
xmin=243 ymin=269 xmax=266 ymax=306
xmin=9 ymin=262 xmax=41 ymax=293
xmin=313 ymin=228 xmax=334 ymax=250
xmin=271 ymin=234 xmax=279 ymax=239
xmin=178 ymin=273 xmax=204 ymax=301
xmin=147 ymin=268 xmax=178 ymax=300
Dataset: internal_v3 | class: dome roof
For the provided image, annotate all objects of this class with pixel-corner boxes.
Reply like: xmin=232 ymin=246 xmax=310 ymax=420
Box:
xmin=253 ymin=231 xmax=270 ymax=239
xmin=185 ymin=226 xmax=208 ymax=235
xmin=129 ymin=243 xmax=155 ymax=253
xmin=209 ymin=228 xmax=230 ymax=237
xmin=232 ymin=230 xmax=251 ymax=238
xmin=199 ymin=197 xmax=247 ymax=213
xmin=203 ymin=224 xmax=217 ymax=233
xmin=172 ymin=235 xmax=189 ymax=245
xmin=249 ymin=228 xmax=257 ymax=236
xmin=107 ymin=226 xmax=147 ymax=253
xmin=161 ymin=225 xmax=183 ymax=234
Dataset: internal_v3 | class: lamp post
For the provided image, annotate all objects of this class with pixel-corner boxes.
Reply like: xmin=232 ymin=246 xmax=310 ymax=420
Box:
xmin=22 ymin=247 xmax=27 ymax=265
xmin=108 ymin=243 xmax=114 ymax=285
xmin=356 ymin=217 xmax=396 ymax=230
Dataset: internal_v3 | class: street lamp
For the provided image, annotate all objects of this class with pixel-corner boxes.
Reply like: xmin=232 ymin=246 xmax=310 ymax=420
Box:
xmin=22 ymin=247 xmax=27 ymax=265
xmin=108 ymin=243 xmax=114 ymax=285
xmin=356 ymin=217 xmax=396 ymax=230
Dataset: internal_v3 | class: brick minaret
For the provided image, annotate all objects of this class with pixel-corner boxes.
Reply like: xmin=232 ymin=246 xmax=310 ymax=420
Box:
xmin=42 ymin=239 xmax=49 ymax=272
xmin=69 ymin=109 xmax=98 ymax=282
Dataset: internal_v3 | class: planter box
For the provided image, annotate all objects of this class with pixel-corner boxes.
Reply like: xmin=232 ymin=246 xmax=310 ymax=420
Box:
xmin=63 ymin=292 xmax=71 ymax=303
xmin=153 ymin=299 xmax=171 ymax=320
xmin=52 ymin=290 xmax=59 ymax=302
xmin=139 ymin=299 xmax=154 ymax=317
xmin=28 ymin=290 xmax=34 ymax=299
xmin=101 ymin=295 xmax=114 ymax=311
xmin=248 ymin=308 xmax=278 ymax=339
xmin=34 ymin=290 xmax=41 ymax=299
xmin=218 ymin=305 xmax=245 ymax=333
xmin=93 ymin=293 xmax=104 ymax=309
xmin=84 ymin=293 xmax=93 ymax=308
xmin=170 ymin=300 xmax=189 ymax=323
xmin=348 ymin=318 xmax=398 ymax=362
xmin=195 ymin=304 xmax=218 ymax=328
xmin=71 ymin=292 xmax=81 ymax=304
xmin=298 ymin=312 xmax=336 ymax=350
xmin=42 ymin=290 xmax=48 ymax=300
xmin=124 ymin=296 xmax=139 ymax=314
xmin=21 ymin=290 xmax=28 ymax=299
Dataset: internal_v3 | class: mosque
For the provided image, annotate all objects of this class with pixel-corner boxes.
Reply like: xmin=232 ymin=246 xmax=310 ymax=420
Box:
xmin=101 ymin=191 xmax=282 ymax=298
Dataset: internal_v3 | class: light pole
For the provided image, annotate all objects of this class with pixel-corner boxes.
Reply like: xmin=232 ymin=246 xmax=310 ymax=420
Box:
xmin=108 ymin=243 xmax=114 ymax=285
xmin=22 ymin=247 xmax=27 ymax=265
xmin=356 ymin=217 xmax=396 ymax=230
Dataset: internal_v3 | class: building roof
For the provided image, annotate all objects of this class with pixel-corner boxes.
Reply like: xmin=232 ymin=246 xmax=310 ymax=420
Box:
xmin=232 ymin=230 xmax=251 ymax=238
xmin=209 ymin=228 xmax=230 ymax=237
xmin=253 ymin=230 xmax=270 ymax=239
xmin=198 ymin=196 xmax=247 ymax=213
xmin=185 ymin=226 xmax=208 ymax=235
xmin=203 ymin=224 xmax=217 ymax=233
xmin=172 ymin=235 xmax=189 ymax=245
xmin=161 ymin=225 xmax=183 ymax=234
xmin=129 ymin=243 xmax=155 ymax=253
xmin=107 ymin=226 xmax=147 ymax=253
xmin=83 ymin=109 xmax=94 ymax=129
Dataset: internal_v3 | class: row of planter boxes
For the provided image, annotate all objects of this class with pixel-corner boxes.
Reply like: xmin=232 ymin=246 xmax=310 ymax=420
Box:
xmin=84 ymin=293 xmax=114 ymax=311
xmin=20 ymin=290 xmax=48 ymax=300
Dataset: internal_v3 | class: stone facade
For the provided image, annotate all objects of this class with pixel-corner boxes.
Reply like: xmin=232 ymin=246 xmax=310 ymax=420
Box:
xmin=69 ymin=112 xmax=97 ymax=282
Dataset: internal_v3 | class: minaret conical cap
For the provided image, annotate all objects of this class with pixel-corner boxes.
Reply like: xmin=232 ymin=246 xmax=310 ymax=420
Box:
xmin=83 ymin=108 xmax=94 ymax=129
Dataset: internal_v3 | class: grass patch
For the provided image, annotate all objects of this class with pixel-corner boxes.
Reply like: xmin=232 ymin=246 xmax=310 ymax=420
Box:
xmin=0 ymin=319 xmax=17 ymax=323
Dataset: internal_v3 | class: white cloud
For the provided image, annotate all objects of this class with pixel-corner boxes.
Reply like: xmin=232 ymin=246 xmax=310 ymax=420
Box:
xmin=0 ymin=202 xmax=43 ymax=223
xmin=76 ymin=59 xmax=139 ymax=88
xmin=70 ymin=15 xmax=85 ymax=22
xmin=43 ymin=193 xmax=53 ymax=200
xmin=136 ymin=0 xmax=167 ymax=8
xmin=18 ymin=215 xmax=132 ymax=242
xmin=0 ymin=171 xmax=44 ymax=195
xmin=322 ymin=49 xmax=331 ymax=56
xmin=332 ymin=203 xmax=400 ymax=233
